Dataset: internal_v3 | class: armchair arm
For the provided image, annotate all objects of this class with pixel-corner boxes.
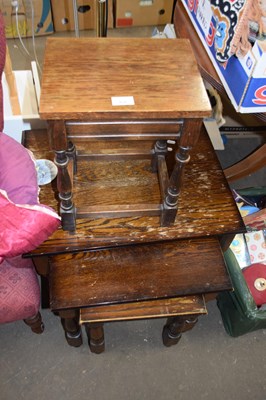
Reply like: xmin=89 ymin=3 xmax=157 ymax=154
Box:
xmin=0 ymin=13 xmax=6 ymax=131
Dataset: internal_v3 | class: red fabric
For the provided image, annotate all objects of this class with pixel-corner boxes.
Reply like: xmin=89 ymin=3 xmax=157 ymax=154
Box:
xmin=0 ymin=13 xmax=6 ymax=132
xmin=0 ymin=257 xmax=40 ymax=323
xmin=0 ymin=132 xmax=39 ymax=204
xmin=0 ymin=16 xmax=59 ymax=325
xmin=0 ymin=190 xmax=60 ymax=263
xmin=0 ymin=132 xmax=60 ymax=263
xmin=243 ymin=263 xmax=266 ymax=306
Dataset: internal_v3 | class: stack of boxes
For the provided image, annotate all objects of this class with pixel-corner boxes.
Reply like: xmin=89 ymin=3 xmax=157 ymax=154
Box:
xmin=0 ymin=0 xmax=175 ymax=37
xmin=0 ymin=0 xmax=53 ymax=38
xmin=115 ymin=0 xmax=174 ymax=28
xmin=181 ymin=0 xmax=266 ymax=114
xmin=51 ymin=0 xmax=114 ymax=32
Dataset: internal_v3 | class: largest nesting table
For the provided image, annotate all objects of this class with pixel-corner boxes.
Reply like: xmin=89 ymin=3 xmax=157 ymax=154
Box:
xmin=26 ymin=37 xmax=245 ymax=352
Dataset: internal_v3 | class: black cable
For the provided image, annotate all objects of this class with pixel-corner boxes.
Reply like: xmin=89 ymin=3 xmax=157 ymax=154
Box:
xmin=105 ymin=0 xmax=108 ymax=37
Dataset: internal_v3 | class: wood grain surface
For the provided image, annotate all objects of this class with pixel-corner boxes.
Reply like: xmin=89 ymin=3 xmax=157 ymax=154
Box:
xmin=80 ymin=295 xmax=207 ymax=323
xmin=40 ymin=38 xmax=211 ymax=120
xmin=49 ymin=236 xmax=231 ymax=310
xmin=23 ymin=129 xmax=245 ymax=256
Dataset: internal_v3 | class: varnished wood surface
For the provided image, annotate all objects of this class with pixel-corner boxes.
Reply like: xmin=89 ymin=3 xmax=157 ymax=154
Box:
xmin=23 ymin=129 xmax=245 ymax=256
xmin=49 ymin=236 xmax=231 ymax=310
xmin=80 ymin=295 xmax=207 ymax=323
xmin=40 ymin=38 xmax=211 ymax=121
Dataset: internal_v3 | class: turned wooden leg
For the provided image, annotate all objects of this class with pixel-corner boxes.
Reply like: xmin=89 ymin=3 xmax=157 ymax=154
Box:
xmin=161 ymin=119 xmax=203 ymax=226
xmin=55 ymin=150 xmax=76 ymax=232
xmin=66 ymin=140 xmax=77 ymax=175
xmin=48 ymin=120 xmax=76 ymax=232
xmin=151 ymin=140 xmax=168 ymax=172
xmin=85 ymin=323 xmax=105 ymax=354
xmin=161 ymin=145 xmax=190 ymax=226
xmin=24 ymin=312 xmax=44 ymax=334
xmin=59 ymin=310 xmax=83 ymax=347
xmin=162 ymin=315 xmax=199 ymax=347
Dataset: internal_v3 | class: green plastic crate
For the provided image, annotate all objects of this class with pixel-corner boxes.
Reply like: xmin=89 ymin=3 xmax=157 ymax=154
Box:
xmin=217 ymin=249 xmax=266 ymax=337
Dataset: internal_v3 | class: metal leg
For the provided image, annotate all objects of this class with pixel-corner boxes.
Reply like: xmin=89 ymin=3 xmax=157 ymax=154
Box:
xmin=72 ymin=0 xmax=80 ymax=37
xmin=96 ymin=0 xmax=108 ymax=37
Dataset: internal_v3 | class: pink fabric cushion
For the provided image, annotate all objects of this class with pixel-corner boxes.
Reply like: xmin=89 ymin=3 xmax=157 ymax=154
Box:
xmin=0 ymin=133 xmax=60 ymax=324
xmin=0 ymin=132 xmax=60 ymax=263
xmin=0 ymin=132 xmax=38 ymax=204
xmin=0 ymin=13 xmax=6 ymax=132
xmin=0 ymin=189 xmax=60 ymax=263
xmin=0 ymin=257 xmax=40 ymax=323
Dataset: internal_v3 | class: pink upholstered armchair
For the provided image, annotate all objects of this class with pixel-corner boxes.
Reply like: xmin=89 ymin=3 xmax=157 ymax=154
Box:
xmin=0 ymin=14 xmax=60 ymax=332
xmin=0 ymin=13 xmax=5 ymax=130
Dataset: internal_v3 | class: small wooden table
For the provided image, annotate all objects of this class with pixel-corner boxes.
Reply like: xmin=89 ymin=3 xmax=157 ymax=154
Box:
xmin=24 ymin=129 xmax=245 ymax=257
xmin=40 ymin=37 xmax=211 ymax=231
xmin=49 ymin=237 xmax=228 ymax=352
xmin=24 ymin=129 xmax=244 ymax=351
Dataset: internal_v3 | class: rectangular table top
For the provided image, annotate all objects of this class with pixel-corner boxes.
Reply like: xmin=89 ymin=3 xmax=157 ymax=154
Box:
xmin=39 ymin=37 xmax=211 ymax=121
xmin=23 ymin=129 xmax=245 ymax=257
xmin=49 ymin=236 xmax=231 ymax=310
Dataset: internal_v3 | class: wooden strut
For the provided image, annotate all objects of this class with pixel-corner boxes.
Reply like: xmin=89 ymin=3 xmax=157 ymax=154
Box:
xmin=76 ymin=141 xmax=168 ymax=220
xmin=49 ymin=117 xmax=203 ymax=230
xmin=4 ymin=45 xmax=21 ymax=115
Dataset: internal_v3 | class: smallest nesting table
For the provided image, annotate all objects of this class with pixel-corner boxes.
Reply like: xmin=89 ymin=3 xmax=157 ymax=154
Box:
xmin=40 ymin=37 xmax=211 ymax=232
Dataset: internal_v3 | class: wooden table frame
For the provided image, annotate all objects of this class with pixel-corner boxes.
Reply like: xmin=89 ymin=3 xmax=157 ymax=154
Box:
xmin=24 ymin=127 xmax=244 ymax=351
xmin=40 ymin=38 xmax=211 ymax=232
xmin=49 ymin=117 xmax=204 ymax=231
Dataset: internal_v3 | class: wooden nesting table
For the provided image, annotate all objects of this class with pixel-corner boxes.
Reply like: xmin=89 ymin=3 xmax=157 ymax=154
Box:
xmin=39 ymin=37 xmax=212 ymax=231
xmin=24 ymin=127 xmax=245 ymax=352
xmin=26 ymin=19 xmax=245 ymax=354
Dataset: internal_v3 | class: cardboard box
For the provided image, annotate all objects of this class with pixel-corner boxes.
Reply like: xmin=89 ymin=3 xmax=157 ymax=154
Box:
xmin=181 ymin=0 xmax=266 ymax=113
xmin=115 ymin=0 xmax=174 ymax=28
xmin=51 ymin=0 xmax=113 ymax=32
xmin=1 ymin=0 xmax=53 ymax=38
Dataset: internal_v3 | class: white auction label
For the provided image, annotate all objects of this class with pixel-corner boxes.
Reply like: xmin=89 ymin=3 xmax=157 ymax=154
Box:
xmin=111 ymin=96 xmax=135 ymax=106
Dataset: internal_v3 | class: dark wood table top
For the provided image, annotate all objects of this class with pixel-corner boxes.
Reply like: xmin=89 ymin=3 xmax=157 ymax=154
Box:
xmin=49 ymin=236 xmax=231 ymax=310
xmin=40 ymin=37 xmax=211 ymax=121
xmin=24 ymin=129 xmax=245 ymax=257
